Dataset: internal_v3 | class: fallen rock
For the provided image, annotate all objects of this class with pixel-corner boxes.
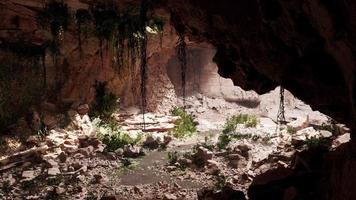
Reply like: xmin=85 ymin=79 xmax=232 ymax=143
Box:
xmin=22 ymin=170 xmax=36 ymax=179
xmin=123 ymin=145 xmax=144 ymax=158
xmin=287 ymin=116 xmax=309 ymax=131
xmin=4 ymin=174 xmax=16 ymax=186
xmin=55 ymin=187 xmax=65 ymax=195
xmin=236 ymin=144 xmax=251 ymax=158
xmin=320 ymin=130 xmax=332 ymax=138
xmin=26 ymin=135 xmax=40 ymax=145
xmin=58 ymin=152 xmax=67 ymax=163
xmin=197 ymin=186 xmax=246 ymax=200
xmin=44 ymin=159 xmax=58 ymax=168
xmin=227 ymin=154 xmax=248 ymax=169
xmin=206 ymin=160 xmax=220 ymax=175
xmin=92 ymin=174 xmax=108 ymax=184
xmin=292 ymin=127 xmax=319 ymax=146
xmin=48 ymin=167 xmax=60 ymax=176
xmin=178 ymin=157 xmax=193 ymax=167
xmin=332 ymin=133 xmax=350 ymax=148
xmin=78 ymin=146 xmax=95 ymax=157
xmin=115 ymin=148 xmax=124 ymax=156
xmin=164 ymin=193 xmax=177 ymax=200
xmin=43 ymin=115 xmax=57 ymax=130
xmin=163 ymin=135 xmax=173 ymax=145
xmin=77 ymin=104 xmax=89 ymax=115
xmin=143 ymin=135 xmax=160 ymax=149
xmin=194 ymin=146 xmax=213 ymax=165
xmin=60 ymin=143 xmax=79 ymax=154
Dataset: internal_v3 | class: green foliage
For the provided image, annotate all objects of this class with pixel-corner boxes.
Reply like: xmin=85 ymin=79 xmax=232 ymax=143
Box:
xmin=94 ymin=119 xmax=142 ymax=152
xmin=305 ymin=136 xmax=331 ymax=150
xmin=217 ymin=134 xmax=232 ymax=150
xmin=214 ymin=175 xmax=227 ymax=190
xmin=216 ymin=114 xmax=258 ymax=150
xmin=170 ymin=107 xmax=197 ymax=138
xmin=90 ymin=81 xmax=120 ymax=120
xmin=167 ymin=151 xmax=179 ymax=165
xmin=216 ymin=132 xmax=253 ymax=150
xmin=287 ymin=127 xmax=297 ymax=134
xmin=223 ymin=114 xmax=259 ymax=134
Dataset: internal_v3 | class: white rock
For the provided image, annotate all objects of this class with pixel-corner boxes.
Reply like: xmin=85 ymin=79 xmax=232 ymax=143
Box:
xmin=320 ymin=130 xmax=333 ymax=138
xmin=48 ymin=167 xmax=60 ymax=176
xmin=287 ymin=116 xmax=309 ymax=131
xmin=22 ymin=170 xmax=36 ymax=179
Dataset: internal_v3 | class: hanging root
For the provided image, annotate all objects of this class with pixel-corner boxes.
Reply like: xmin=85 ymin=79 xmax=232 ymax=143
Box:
xmin=139 ymin=0 xmax=148 ymax=129
xmin=177 ymin=32 xmax=187 ymax=108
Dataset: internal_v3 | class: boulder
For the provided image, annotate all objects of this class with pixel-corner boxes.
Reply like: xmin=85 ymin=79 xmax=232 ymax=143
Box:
xmin=143 ymin=135 xmax=160 ymax=149
xmin=123 ymin=145 xmax=144 ymax=158
xmin=48 ymin=167 xmax=61 ymax=176
xmin=163 ymin=135 xmax=173 ymax=145
xmin=164 ymin=193 xmax=177 ymax=200
xmin=195 ymin=146 xmax=213 ymax=164
xmin=227 ymin=154 xmax=248 ymax=169
xmin=22 ymin=170 xmax=36 ymax=180
xmin=236 ymin=144 xmax=251 ymax=158
xmin=286 ymin=116 xmax=309 ymax=131
xmin=77 ymin=104 xmax=89 ymax=115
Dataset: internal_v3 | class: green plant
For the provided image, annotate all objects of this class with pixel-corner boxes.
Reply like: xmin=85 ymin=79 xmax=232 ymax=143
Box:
xmin=167 ymin=151 xmax=179 ymax=165
xmin=214 ymin=175 xmax=227 ymax=190
xmin=223 ymin=114 xmax=259 ymax=135
xmin=305 ymin=136 xmax=331 ymax=149
xmin=217 ymin=134 xmax=232 ymax=150
xmin=90 ymin=81 xmax=120 ymax=120
xmin=95 ymin=119 xmax=142 ymax=152
xmin=287 ymin=127 xmax=297 ymax=134
xmin=169 ymin=107 xmax=197 ymax=138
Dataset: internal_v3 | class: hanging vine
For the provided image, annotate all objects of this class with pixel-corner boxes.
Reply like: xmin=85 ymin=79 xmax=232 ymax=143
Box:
xmin=75 ymin=9 xmax=92 ymax=57
xmin=36 ymin=0 xmax=69 ymax=65
xmin=177 ymin=32 xmax=187 ymax=108
xmin=139 ymin=0 xmax=148 ymax=129
xmin=277 ymin=86 xmax=286 ymax=124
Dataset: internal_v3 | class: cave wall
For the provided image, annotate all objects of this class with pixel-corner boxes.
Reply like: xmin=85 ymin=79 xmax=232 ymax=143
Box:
xmin=0 ymin=0 xmax=179 ymax=130
xmin=166 ymin=46 xmax=259 ymax=101
xmin=165 ymin=0 xmax=356 ymax=130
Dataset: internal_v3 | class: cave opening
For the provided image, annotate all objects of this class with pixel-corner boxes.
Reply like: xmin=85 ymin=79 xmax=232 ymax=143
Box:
xmin=0 ymin=1 xmax=354 ymax=199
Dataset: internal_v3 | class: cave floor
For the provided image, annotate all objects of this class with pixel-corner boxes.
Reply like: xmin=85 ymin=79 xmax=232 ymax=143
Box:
xmin=0 ymin=90 xmax=349 ymax=199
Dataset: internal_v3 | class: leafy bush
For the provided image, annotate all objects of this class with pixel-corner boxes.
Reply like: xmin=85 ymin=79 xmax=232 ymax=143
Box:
xmin=305 ymin=136 xmax=331 ymax=150
xmin=217 ymin=134 xmax=232 ymax=150
xmin=217 ymin=114 xmax=258 ymax=150
xmin=94 ymin=119 xmax=142 ymax=152
xmin=287 ymin=127 xmax=297 ymax=134
xmin=170 ymin=107 xmax=197 ymax=138
xmin=223 ymin=114 xmax=259 ymax=135
xmin=90 ymin=81 xmax=120 ymax=120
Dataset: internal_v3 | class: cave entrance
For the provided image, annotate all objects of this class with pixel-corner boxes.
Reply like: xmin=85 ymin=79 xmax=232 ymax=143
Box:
xmin=0 ymin=2 xmax=351 ymax=198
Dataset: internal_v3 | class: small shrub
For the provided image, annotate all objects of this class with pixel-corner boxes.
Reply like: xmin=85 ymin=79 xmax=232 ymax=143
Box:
xmin=214 ymin=175 xmax=227 ymax=190
xmin=94 ymin=119 xmax=142 ymax=152
xmin=305 ymin=136 xmax=331 ymax=150
xmin=167 ymin=151 xmax=179 ymax=165
xmin=223 ymin=114 xmax=259 ymax=135
xmin=170 ymin=107 xmax=197 ymax=138
xmin=287 ymin=127 xmax=297 ymax=134
xmin=90 ymin=81 xmax=120 ymax=120
xmin=217 ymin=134 xmax=231 ymax=150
